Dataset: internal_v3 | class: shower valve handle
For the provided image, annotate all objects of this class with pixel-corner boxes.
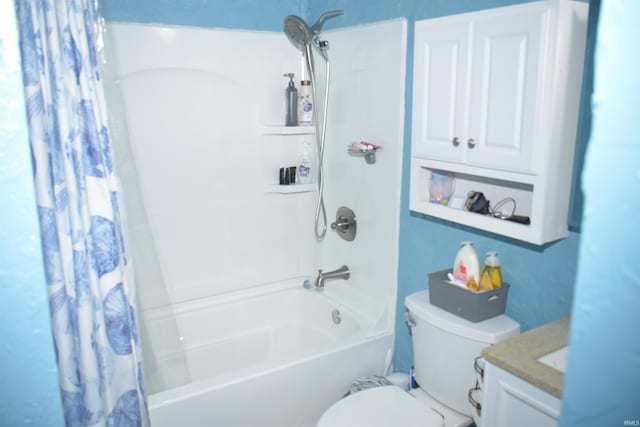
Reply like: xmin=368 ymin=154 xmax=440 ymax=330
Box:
xmin=331 ymin=207 xmax=357 ymax=242
xmin=331 ymin=216 xmax=355 ymax=230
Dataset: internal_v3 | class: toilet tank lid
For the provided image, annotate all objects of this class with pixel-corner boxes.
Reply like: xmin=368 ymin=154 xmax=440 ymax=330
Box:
xmin=405 ymin=290 xmax=520 ymax=343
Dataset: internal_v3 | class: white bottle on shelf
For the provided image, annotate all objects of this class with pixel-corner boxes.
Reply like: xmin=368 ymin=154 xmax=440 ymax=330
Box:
xmin=298 ymin=141 xmax=312 ymax=184
xmin=297 ymin=80 xmax=314 ymax=125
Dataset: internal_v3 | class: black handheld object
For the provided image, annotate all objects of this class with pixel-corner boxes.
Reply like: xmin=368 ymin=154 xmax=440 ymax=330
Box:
xmin=505 ymin=215 xmax=530 ymax=225
xmin=465 ymin=191 xmax=490 ymax=214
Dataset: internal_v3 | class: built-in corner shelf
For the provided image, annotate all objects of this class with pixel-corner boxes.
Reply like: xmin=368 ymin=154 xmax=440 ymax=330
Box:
xmin=260 ymin=124 xmax=316 ymax=195
xmin=264 ymin=184 xmax=316 ymax=194
xmin=260 ymin=125 xmax=316 ymax=136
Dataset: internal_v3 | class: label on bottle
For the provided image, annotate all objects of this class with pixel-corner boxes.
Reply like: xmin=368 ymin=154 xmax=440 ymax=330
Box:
xmin=298 ymin=162 xmax=311 ymax=183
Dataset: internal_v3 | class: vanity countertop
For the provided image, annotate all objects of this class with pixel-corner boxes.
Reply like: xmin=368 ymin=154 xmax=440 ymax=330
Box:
xmin=482 ymin=317 xmax=569 ymax=398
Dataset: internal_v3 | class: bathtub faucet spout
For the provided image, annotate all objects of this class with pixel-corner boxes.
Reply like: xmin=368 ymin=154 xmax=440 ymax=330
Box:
xmin=315 ymin=265 xmax=350 ymax=288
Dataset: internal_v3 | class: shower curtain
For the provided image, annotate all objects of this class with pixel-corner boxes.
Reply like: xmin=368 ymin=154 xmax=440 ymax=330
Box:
xmin=15 ymin=0 xmax=149 ymax=425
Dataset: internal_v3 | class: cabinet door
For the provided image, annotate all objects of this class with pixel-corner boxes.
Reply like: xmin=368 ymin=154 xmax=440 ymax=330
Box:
xmin=412 ymin=19 xmax=469 ymax=162
xmin=483 ymin=363 xmax=561 ymax=427
xmin=467 ymin=7 xmax=548 ymax=173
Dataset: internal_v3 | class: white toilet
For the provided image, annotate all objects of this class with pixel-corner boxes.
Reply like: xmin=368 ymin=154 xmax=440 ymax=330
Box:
xmin=317 ymin=289 xmax=520 ymax=427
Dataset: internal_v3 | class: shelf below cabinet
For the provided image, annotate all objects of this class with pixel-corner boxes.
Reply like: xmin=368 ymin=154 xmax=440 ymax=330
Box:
xmin=409 ymin=157 xmax=569 ymax=245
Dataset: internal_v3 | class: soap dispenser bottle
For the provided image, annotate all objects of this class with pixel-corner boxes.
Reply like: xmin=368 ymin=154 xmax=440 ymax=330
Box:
xmin=480 ymin=251 xmax=503 ymax=289
xmin=283 ymin=73 xmax=298 ymax=126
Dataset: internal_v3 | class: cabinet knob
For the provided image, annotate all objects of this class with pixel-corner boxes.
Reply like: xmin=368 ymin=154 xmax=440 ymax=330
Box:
xmin=452 ymin=137 xmax=460 ymax=147
xmin=467 ymin=138 xmax=476 ymax=149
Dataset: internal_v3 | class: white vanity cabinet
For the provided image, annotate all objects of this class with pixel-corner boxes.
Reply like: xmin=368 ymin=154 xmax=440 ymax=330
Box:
xmin=481 ymin=362 xmax=561 ymax=427
xmin=410 ymin=1 xmax=588 ymax=244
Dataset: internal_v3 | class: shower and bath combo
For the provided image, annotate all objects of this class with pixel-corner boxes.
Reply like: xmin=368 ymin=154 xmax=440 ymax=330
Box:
xmin=283 ymin=10 xmax=343 ymax=241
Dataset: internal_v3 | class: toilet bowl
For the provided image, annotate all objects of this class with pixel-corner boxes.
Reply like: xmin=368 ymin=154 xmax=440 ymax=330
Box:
xmin=317 ymin=386 xmax=444 ymax=427
xmin=317 ymin=290 xmax=520 ymax=427
xmin=317 ymin=386 xmax=471 ymax=427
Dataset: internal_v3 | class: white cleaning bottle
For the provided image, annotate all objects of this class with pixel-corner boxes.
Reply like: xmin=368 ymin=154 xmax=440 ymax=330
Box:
xmin=298 ymin=141 xmax=312 ymax=184
xmin=453 ymin=241 xmax=480 ymax=287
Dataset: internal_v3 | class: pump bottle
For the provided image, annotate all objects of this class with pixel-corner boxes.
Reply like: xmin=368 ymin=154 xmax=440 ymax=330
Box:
xmin=283 ymin=73 xmax=298 ymax=126
xmin=480 ymin=251 xmax=503 ymax=290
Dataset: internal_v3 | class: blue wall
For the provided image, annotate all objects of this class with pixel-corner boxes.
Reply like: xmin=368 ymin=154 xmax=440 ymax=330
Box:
xmin=0 ymin=2 xmax=64 ymax=425
xmin=101 ymin=0 xmax=304 ymax=31
xmin=561 ymin=1 xmax=640 ymax=425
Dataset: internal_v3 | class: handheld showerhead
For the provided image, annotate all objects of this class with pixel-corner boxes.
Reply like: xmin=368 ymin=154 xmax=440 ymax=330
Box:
xmin=284 ymin=15 xmax=313 ymax=51
xmin=283 ymin=10 xmax=344 ymax=52
xmin=282 ymin=10 xmax=343 ymax=241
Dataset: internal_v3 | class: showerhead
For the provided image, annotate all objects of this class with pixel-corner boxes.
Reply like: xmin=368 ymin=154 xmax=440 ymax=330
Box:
xmin=283 ymin=10 xmax=344 ymax=52
xmin=284 ymin=15 xmax=313 ymax=52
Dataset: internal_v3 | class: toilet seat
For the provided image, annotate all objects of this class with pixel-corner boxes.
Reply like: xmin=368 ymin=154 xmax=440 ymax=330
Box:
xmin=317 ymin=386 xmax=444 ymax=427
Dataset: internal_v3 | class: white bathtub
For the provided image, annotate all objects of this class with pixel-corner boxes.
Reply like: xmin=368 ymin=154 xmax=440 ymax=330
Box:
xmin=145 ymin=279 xmax=394 ymax=427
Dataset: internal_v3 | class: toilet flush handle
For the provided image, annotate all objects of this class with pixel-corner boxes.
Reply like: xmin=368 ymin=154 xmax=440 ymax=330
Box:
xmin=405 ymin=311 xmax=417 ymax=328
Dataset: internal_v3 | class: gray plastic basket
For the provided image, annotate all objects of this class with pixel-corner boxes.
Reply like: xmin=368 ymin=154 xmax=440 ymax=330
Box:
xmin=428 ymin=269 xmax=510 ymax=323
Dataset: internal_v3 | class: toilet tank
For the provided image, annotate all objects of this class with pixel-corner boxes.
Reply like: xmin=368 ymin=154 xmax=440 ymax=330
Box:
xmin=405 ymin=290 xmax=519 ymax=416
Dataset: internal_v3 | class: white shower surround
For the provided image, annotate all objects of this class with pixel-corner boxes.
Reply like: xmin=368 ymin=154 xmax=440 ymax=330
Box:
xmin=108 ymin=18 xmax=406 ymax=427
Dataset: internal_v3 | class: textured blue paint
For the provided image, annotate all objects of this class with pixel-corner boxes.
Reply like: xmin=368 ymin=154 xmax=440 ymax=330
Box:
xmin=561 ymin=2 xmax=640 ymax=425
xmin=308 ymin=0 xmax=528 ymax=30
xmin=0 ymin=2 xmax=64 ymax=425
xmin=568 ymin=0 xmax=599 ymax=229
xmin=100 ymin=0 xmax=303 ymax=31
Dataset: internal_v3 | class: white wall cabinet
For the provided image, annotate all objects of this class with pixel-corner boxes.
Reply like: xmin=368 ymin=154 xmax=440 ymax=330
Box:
xmin=410 ymin=1 xmax=588 ymax=244
xmin=413 ymin=6 xmax=544 ymax=173
xmin=481 ymin=362 xmax=561 ymax=427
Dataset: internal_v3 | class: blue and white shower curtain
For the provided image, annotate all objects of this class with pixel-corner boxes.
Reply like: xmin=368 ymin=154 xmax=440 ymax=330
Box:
xmin=15 ymin=1 xmax=149 ymax=425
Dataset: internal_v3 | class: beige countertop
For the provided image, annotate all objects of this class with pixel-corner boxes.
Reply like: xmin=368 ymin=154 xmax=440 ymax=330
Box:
xmin=482 ymin=317 xmax=569 ymax=398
